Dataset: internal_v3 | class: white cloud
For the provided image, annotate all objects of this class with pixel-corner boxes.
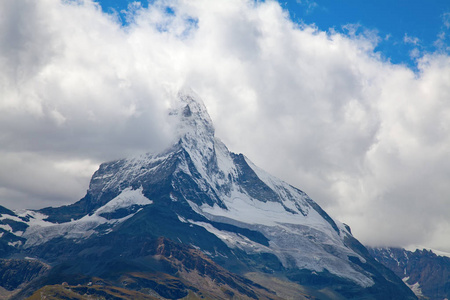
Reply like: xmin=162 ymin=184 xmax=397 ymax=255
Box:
xmin=0 ymin=151 xmax=98 ymax=209
xmin=443 ymin=12 xmax=450 ymax=29
xmin=409 ymin=47 xmax=420 ymax=59
xmin=434 ymin=30 xmax=449 ymax=52
xmin=2 ymin=0 xmax=450 ymax=252
xmin=404 ymin=33 xmax=420 ymax=45
xmin=296 ymin=0 xmax=318 ymax=14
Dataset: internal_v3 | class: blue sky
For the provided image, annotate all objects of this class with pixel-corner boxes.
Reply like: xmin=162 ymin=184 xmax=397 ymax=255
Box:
xmin=97 ymin=0 xmax=450 ymax=69
xmin=284 ymin=0 xmax=450 ymax=67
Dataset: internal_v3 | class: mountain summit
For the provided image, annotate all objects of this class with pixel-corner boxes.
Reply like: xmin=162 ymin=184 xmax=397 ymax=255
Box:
xmin=0 ymin=90 xmax=416 ymax=299
xmin=170 ymin=88 xmax=215 ymax=139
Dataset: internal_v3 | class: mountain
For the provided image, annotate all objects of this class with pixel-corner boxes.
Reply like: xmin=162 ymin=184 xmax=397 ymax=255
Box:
xmin=0 ymin=89 xmax=416 ymax=299
xmin=369 ymin=247 xmax=450 ymax=300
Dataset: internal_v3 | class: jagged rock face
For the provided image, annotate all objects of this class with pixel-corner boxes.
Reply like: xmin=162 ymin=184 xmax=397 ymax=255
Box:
xmin=370 ymin=247 xmax=450 ymax=300
xmin=0 ymin=259 xmax=49 ymax=291
xmin=0 ymin=90 xmax=417 ymax=299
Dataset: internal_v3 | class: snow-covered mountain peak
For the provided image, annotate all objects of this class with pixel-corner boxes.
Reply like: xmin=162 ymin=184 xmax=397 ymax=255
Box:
xmin=167 ymin=88 xmax=228 ymax=185
xmin=0 ymin=89 xmax=419 ymax=298
xmin=169 ymin=88 xmax=215 ymax=142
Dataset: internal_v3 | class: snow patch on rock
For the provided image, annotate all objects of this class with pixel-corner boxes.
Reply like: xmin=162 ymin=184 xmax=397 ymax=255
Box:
xmin=22 ymin=187 xmax=152 ymax=247
xmin=96 ymin=186 xmax=152 ymax=215
xmin=403 ymin=277 xmax=424 ymax=298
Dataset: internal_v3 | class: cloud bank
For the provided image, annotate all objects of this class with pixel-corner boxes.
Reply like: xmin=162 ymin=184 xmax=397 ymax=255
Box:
xmin=2 ymin=0 xmax=450 ymax=251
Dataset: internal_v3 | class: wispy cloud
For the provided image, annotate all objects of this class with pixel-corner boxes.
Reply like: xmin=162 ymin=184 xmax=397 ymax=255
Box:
xmin=296 ymin=0 xmax=318 ymax=14
xmin=443 ymin=12 xmax=450 ymax=29
xmin=434 ymin=13 xmax=450 ymax=52
xmin=404 ymin=33 xmax=420 ymax=45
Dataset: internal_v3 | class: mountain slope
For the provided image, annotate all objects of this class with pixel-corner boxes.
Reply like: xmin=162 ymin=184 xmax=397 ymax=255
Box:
xmin=0 ymin=89 xmax=416 ymax=299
